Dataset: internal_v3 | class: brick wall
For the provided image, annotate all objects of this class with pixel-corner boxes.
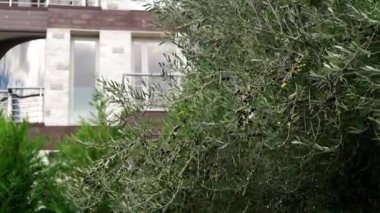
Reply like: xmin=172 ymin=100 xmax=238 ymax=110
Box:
xmin=0 ymin=7 xmax=47 ymax=32
xmin=0 ymin=6 xmax=155 ymax=33
xmin=48 ymin=8 xmax=156 ymax=31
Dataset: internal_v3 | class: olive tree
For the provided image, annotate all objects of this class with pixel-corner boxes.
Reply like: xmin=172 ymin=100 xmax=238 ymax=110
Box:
xmin=62 ymin=0 xmax=380 ymax=211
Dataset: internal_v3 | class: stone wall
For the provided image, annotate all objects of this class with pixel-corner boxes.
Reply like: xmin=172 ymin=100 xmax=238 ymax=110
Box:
xmin=99 ymin=30 xmax=132 ymax=119
xmin=43 ymin=29 xmax=133 ymax=125
xmin=44 ymin=28 xmax=71 ymax=126
xmin=99 ymin=30 xmax=131 ymax=81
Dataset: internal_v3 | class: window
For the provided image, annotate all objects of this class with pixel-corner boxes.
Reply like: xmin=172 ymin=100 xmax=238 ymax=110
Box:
xmin=70 ymin=38 xmax=97 ymax=124
xmin=118 ymin=0 xmax=153 ymax=10
xmin=125 ymin=39 xmax=181 ymax=110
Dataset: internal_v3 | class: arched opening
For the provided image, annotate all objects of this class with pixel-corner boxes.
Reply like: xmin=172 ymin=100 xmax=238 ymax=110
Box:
xmin=0 ymin=39 xmax=45 ymax=122
xmin=0 ymin=39 xmax=45 ymax=88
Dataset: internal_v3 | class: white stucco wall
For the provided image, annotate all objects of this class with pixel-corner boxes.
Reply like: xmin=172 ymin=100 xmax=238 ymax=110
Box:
xmin=101 ymin=0 xmax=153 ymax=10
xmin=44 ymin=28 xmax=71 ymax=126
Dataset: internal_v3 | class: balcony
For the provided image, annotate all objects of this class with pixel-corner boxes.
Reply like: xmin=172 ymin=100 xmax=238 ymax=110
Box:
xmin=123 ymin=73 xmax=183 ymax=110
xmin=0 ymin=87 xmax=44 ymax=123
xmin=0 ymin=0 xmax=100 ymax=7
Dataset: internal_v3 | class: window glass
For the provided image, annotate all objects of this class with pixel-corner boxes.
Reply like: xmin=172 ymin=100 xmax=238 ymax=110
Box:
xmin=120 ymin=0 xmax=153 ymax=10
xmin=132 ymin=39 xmax=176 ymax=75
xmin=132 ymin=43 xmax=142 ymax=74
xmin=131 ymin=39 xmax=178 ymax=109
xmin=147 ymin=42 xmax=174 ymax=75
xmin=147 ymin=42 xmax=164 ymax=75
xmin=71 ymin=40 xmax=96 ymax=124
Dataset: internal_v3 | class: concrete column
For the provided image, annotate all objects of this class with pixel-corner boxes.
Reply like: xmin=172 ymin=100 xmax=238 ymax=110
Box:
xmin=44 ymin=28 xmax=71 ymax=126
xmin=99 ymin=30 xmax=131 ymax=119
xmin=99 ymin=30 xmax=131 ymax=82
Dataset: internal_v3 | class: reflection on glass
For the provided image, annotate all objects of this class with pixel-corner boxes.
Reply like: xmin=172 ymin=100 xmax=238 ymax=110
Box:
xmin=132 ymin=43 xmax=142 ymax=73
xmin=71 ymin=40 xmax=96 ymax=124
xmin=148 ymin=43 xmax=173 ymax=75
xmin=0 ymin=39 xmax=45 ymax=89
xmin=132 ymin=39 xmax=176 ymax=75
xmin=121 ymin=0 xmax=152 ymax=10
xmin=131 ymin=39 xmax=177 ymax=108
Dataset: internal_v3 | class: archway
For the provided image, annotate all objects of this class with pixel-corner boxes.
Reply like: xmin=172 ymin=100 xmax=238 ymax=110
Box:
xmin=0 ymin=38 xmax=46 ymax=123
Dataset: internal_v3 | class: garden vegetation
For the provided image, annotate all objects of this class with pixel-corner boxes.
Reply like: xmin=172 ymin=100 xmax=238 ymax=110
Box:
xmin=1 ymin=0 xmax=380 ymax=212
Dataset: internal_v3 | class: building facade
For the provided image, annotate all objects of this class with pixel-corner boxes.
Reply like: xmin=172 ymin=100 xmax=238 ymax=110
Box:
xmin=0 ymin=0 xmax=176 ymax=135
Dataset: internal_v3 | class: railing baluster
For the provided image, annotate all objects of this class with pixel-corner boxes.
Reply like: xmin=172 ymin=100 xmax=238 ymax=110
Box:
xmin=7 ymin=89 xmax=12 ymax=119
xmin=1 ymin=88 xmax=45 ymax=123
xmin=3 ymin=0 xmax=102 ymax=7
xmin=39 ymin=88 xmax=44 ymax=123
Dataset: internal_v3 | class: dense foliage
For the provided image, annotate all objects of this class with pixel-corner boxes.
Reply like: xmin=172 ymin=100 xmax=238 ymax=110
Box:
xmin=0 ymin=118 xmax=48 ymax=212
xmin=55 ymin=96 xmax=125 ymax=212
xmin=1 ymin=0 xmax=378 ymax=212
xmin=59 ymin=0 xmax=380 ymax=212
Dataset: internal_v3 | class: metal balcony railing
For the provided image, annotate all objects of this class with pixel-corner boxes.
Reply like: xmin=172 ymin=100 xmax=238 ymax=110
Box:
xmin=0 ymin=87 xmax=44 ymax=123
xmin=123 ymin=73 xmax=183 ymax=109
xmin=0 ymin=0 xmax=100 ymax=7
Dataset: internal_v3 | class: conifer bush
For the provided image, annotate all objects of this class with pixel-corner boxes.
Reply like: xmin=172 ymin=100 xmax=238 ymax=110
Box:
xmin=0 ymin=117 xmax=73 ymax=212
xmin=0 ymin=118 xmax=49 ymax=212
xmin=61 ymin=0 xmax=380 ymax=211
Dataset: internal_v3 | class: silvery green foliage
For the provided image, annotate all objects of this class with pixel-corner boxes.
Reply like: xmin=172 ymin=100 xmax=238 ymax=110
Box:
xmin=63 ymin=0 xmax=380 ymax=212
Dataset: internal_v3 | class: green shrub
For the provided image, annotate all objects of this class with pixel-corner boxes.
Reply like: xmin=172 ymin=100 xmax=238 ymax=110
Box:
xmin=57 ymin=94 xmax=123 ymax=169
xmin=0 ymin=117 xmax=74 ymax=213
xmin=55 ymin=94 xmax=126 ymax=212
xmin=0 ymin=117 xmax=45 ymax=212
xmin=60 ymin=0 xmax=380 ymax=212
